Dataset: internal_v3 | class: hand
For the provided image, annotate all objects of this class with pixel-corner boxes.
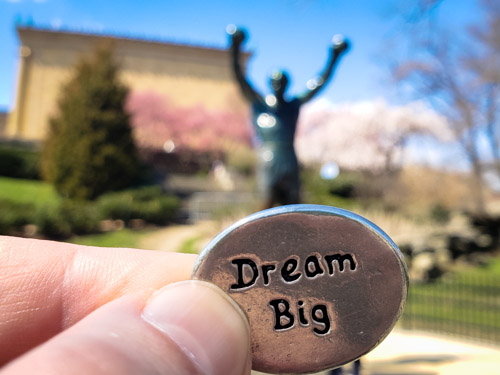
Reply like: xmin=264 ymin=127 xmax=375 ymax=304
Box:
xmin=0 ymin=236 xmax=251 ymax=375
xmin=331 ymin=34 xmax=350 ymax=54
xmin=227 ymin=24 xmax=247 ymax=47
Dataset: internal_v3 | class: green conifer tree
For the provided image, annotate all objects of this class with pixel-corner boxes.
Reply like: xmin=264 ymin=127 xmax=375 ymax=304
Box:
xmin=41 ymin=42 xmax=139 ymax=200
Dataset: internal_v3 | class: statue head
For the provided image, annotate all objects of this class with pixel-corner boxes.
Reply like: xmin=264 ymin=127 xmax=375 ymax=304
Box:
xmin=269 ymin=70 xmax=289 ymax=99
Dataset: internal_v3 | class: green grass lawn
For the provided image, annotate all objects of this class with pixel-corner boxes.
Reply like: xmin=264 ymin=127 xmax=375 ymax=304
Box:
xmin=69 ymin=228 xmax=153 ymax=248
xmin=458 ymin=255 xmax=500 ymax=277
xmin=401 ymin=255 xmax=500 ymax=343
xmin=178 ymin=235 xmax=202 ymax=254
xmin=0 ymin=176 xmax=60 ymax=208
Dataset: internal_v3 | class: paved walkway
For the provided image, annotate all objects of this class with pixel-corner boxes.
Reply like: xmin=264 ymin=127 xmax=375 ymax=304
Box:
xmin=253 ymin=329 xmax=500 ymax=375
xmin=139 ymin=221 xmax=218 ymax=253
xmin=362 ymin=329 xmax=500 ymax=375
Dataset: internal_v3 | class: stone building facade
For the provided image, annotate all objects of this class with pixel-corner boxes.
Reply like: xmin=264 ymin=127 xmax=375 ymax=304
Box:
xmin=4 ymin=26 xmax=249 ymax=142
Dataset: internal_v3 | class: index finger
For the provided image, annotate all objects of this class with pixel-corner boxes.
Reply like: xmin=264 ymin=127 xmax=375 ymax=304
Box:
xmin=0 ymin=235 xmax=197 ymax=365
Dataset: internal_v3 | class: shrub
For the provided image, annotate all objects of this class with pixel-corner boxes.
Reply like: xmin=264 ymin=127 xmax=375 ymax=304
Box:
xmin=0 ymin=200 xmax=34 ymax=234
xmin=97 ymin=186 xmax=180 ymax=225
xmin=430 ymin=203 xmax=451 ymax=224
xmin=35 ymin=200 xmax=101 ymax=239
xmin=0 ymin=181 xmax=178 ymax=238
xmin=61 ymin=200 xmax=101 ymax=235
xmin=41 ymin=42 xmax=140 ymax=200
xmin=327 ymin=174 xmax=361 ymax=198
xmin=301 ymin=167 xmax=362 ymax=208
xmin=0 ymin=145 xmax=40 ymax=180
xmin=35 ymin=203 xmax=72 ymax=239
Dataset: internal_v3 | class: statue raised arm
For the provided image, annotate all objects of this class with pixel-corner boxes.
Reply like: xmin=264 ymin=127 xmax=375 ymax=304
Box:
xmin=296 ymin=35 xmax=350 ymax=104
xmin=227 ymin=25 xmax=265 ymax=105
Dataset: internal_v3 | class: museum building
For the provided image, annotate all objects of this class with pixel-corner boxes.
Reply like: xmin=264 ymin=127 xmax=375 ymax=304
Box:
xmin=2 ymin=26 xmax=250 ymax=145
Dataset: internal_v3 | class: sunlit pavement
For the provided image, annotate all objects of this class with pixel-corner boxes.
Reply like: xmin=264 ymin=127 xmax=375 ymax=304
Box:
xmin=252 ymin=329 xmax=500 ymax=375
xmin=362 ymin=329 xmax=500 ymax=375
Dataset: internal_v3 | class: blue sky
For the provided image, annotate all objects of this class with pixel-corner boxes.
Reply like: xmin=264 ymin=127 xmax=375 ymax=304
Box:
xmin=0 ymin=0 xmax=482 ymax=111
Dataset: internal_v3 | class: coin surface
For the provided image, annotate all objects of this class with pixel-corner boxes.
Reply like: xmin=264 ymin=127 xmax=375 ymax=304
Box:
xmin=192 ymin=204 xmax=408 ymax=374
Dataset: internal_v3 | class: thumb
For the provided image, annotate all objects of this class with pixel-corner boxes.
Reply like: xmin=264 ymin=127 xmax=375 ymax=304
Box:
xmin=2 ymin=280 xmax=252 ymax=375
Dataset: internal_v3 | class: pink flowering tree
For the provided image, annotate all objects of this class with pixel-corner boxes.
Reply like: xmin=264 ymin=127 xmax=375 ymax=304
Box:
xmin=126 ymin=91 xmax=251 ymax=155
xmin=296 ymin=98 xmax=451 ymax=172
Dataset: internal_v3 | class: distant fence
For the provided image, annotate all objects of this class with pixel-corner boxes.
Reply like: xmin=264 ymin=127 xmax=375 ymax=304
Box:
xmin=401 ymin=273 xmax=500 ymax=344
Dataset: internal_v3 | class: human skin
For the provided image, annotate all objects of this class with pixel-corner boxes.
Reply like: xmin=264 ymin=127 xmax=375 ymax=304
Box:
xmin=0 ymin=235 xmax=251 ymax=375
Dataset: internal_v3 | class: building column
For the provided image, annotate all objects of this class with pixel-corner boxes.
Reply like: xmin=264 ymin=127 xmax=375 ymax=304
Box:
xmin=6 ymin=45 xmax=32 ymax=139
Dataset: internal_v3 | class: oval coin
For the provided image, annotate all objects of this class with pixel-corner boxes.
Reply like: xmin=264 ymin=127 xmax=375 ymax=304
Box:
xmin=192 ymin=204 xmax=408 ymax=374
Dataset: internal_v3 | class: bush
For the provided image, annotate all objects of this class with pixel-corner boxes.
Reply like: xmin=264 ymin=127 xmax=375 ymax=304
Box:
xmin=35 ymin=203 xmax=72 ymax=239
xmin=61 ymin=200 xmax=101 ymax=234
xmin=0 ymin=145 xmax=40 ymax=180
xmin=0 ymin=180 xmax=179 ymax=238
xmin=41 ymin=42 xmax=140 ymax=200
xmin=35 ymin=200 xmax=101 ymax=239
xmin=0 ymin=200 xmax=35 ymax=234
xmin=430 ymin=203 xmax=451 ymax=224
xmin=97 ymin=186 xmax=180 ymax=225
xmin=327 ymin=174 xmax=361 ymax=198
xmin=301 ymin=167 xmax=362 ymax=209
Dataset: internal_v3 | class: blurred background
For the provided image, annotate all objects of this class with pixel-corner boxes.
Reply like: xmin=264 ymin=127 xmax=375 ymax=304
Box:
xmin=1 ymin=0 xmax=499 ymax=374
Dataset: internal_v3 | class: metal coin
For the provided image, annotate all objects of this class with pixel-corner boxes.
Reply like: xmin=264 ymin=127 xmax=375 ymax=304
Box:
xmin=192 ymin=204 xmax=408 ymax=374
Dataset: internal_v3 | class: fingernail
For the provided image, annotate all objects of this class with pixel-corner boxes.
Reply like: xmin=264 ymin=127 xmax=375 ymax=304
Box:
xmin=142 ymin=280 xmax=251 ymax=375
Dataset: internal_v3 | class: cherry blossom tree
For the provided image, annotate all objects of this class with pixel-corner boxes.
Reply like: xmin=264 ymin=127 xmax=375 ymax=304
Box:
xmin=126 ymin=91 xmax=251 ymax=155
xmin=296 ymin=98 xmax=450 ymax=171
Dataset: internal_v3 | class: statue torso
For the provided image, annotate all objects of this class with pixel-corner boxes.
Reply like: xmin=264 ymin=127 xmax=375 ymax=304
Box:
xmin=251 ymin=97 xmax=301 ymax=146
xmin=251 ymin=97 xmax=301 ymax=184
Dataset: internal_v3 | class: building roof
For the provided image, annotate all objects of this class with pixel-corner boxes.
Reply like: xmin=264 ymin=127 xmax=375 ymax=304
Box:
xmin=16 ymin=24 xmax=250 ymax=57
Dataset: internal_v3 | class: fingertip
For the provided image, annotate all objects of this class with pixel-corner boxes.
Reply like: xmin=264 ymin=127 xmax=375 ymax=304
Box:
xmin=143 ymin=280 xmax=252 ymax=375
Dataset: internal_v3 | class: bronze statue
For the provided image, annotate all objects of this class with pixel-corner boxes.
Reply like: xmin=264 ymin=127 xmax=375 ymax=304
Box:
xmin=228 ymin=25 xmax=349 ymax=209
